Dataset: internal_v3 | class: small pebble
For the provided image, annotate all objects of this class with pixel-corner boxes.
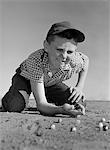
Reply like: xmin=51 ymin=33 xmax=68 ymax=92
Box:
xmin=99 ymin=122 xmax=103 ymax=127
xmin=51 ymin=124 xmax=56 ymax=130
xmin=99 ymin=122 xmax=103 ymax=130
xmin=103 ymin=125 xmax=109 ymax=131
xmin=77 ymin=115 xmax=81 ymax=118
xmin=58 ymin=118 xmax=62 ymax=123
xmin=34 ymin=127 xmax=43 ymax=136
xmin=107 ymin=120 xmax=110 ymax=123
xmin=101 ymin=118 xmax=106 ymax=122
xmin=76 ymin=119 xmax=81 ymax=124
xmin=39 ymin=138 xmax=43 ymax=143
xmin=70 ymin=126 xmax=76 ymax=132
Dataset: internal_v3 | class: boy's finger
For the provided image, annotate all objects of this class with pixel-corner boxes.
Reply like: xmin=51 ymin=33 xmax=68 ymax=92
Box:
xmin=68 ymin=90 xmax=77 ymax=101
xmin=71 ymin=93 xmax=80 ymax=103
xmin=77 ymin=103 xmax=85 ymax=115
xmin=70 ymin=109 xmax=83 ymax=116
xmin=82 ymin=95 xmax=86 ymax=102
xmin=75 ymin=94 xmax=85 ymax=103
xmin=75 ymin=94 xmax=82 ymax=103
xmin=65 ymin=108 xmax=83 ymax=117
xmin=70 ymin=86 xmax=74 ymax=93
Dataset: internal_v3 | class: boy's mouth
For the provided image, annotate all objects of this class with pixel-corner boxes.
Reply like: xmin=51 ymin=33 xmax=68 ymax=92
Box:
xmin=62 ymin=60 xmax=66 ymax=62
xmin=56 ymin=58 xmax=69 ymax=66
xmin=61 ymin=59 xmax=70 ymax=64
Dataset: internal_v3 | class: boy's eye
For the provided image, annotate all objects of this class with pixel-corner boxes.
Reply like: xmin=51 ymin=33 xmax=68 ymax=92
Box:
xmin=67 ymin=50 xmax=74 ymax=54
xmin=56 ymin=49 xmax=75 ymax=54
xmin=56 ymin=48 xmax=63 ymax=52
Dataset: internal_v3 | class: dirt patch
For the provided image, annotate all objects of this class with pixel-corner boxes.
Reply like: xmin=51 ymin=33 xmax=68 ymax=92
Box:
xmin=0 ymin=100 xmax=110 ymax=150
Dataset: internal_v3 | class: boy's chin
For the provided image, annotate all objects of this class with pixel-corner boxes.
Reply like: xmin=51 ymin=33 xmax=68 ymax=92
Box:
xmin=54 ymin=61 xmax=69 ymax=69
xmin=60 ymin=61 xmax=69 ymax=68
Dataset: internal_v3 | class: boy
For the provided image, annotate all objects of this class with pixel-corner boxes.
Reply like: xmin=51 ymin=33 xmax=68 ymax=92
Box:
xmin=2 ymin=21 xmax=89 ymax=116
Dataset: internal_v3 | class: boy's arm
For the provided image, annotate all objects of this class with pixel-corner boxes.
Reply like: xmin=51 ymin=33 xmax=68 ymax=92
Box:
xmin=30 ymin=80 xmax=84 ymax=116
xmin=30 ymin=80 xmax=62 ymax=116
xmin=75 ymin=56 xmax=89 ymax=90
xmin=68 ymin=56 xmax=89 ymax=103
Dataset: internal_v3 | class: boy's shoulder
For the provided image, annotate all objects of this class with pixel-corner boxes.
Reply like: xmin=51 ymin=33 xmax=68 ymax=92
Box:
xmin=28 ymin=49 xmax=45 ymax=59
xmin=75 ymin=52 xmax=89 ymax=61
xmin=76 ymin=51 xmax=88 ymax=57
xmin=69 ymin=52 xmax=89 ymax=68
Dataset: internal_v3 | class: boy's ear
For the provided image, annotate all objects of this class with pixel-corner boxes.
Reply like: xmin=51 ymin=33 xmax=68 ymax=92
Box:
xmin=43 ymin=40 xmax=49 ymax=52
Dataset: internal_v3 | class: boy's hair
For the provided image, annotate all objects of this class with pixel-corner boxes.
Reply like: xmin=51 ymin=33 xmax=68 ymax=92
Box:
xmin=46 ymin=21 xmax=85 ymax=44
xmin=46 ymin=30 xmax=78 ymax=45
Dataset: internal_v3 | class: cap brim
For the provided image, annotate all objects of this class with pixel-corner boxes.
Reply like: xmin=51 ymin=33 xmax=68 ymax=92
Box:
xmin=53 ymin=28 xmax=85 ymax=42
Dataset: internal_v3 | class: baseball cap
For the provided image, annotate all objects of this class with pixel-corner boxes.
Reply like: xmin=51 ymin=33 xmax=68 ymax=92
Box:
xmin=47 ymin=21 xmax=85 ymax=42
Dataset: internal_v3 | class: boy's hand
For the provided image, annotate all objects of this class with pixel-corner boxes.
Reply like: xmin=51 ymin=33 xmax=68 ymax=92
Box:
xmin=62 ymin=103 xmax=85 ymax=116
xmin=74 ymin=103 xmax=85 ymax=115
xmin=68 ymin=87 xmax=85 ymax=104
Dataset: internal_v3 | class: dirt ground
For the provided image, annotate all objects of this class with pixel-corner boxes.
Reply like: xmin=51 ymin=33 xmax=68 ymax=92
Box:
xmin=0 ymin=100 xmax=110 ymax=150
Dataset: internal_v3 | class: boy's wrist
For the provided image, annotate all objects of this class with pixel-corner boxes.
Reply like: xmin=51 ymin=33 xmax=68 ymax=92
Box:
xmin=59 ymin=106 xmax=65 ymax=114
xmin=75 ymin=84 xmax=84 ymax=91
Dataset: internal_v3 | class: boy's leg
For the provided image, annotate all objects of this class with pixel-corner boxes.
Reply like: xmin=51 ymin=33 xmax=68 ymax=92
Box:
xmin=45 ymin=82 xmax=86 ymax=107
xmin=19 ymin=91 xmax=30 ymax=107
xmin=1 ymin=67 xmax=31 ymax=112
xmin=45 ymin=82 xmax=71 ymax=106
xmin=2 ymin=89 xmax=26 ymax=112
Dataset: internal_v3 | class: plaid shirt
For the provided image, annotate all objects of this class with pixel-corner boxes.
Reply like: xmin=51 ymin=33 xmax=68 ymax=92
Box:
xmin=20 ymin=49 xmax=88 ymax=87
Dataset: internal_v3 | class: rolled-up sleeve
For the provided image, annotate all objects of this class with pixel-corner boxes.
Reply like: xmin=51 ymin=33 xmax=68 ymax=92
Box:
xmin=70 ymin=52 xmax=89 ymax=73
xmin=79 ymin=52 xmax=89 ymax=71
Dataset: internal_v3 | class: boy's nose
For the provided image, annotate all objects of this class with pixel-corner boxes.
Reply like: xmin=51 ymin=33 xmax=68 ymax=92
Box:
xmin=62 ymin=52 xmax=67 ymax=60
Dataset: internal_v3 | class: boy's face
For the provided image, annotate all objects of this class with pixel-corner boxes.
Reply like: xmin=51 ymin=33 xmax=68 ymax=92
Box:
xmin=46 ymin=36 xmax=77 ymax=69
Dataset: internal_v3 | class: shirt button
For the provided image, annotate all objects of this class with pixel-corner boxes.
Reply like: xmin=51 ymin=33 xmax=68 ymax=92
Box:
xmin=48 ymin=72 xmax=52 ymax=77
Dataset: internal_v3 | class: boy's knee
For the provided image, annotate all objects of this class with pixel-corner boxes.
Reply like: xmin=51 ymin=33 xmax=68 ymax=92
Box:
xmin=2 ymin=89 xmax=26 ymax=112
